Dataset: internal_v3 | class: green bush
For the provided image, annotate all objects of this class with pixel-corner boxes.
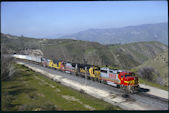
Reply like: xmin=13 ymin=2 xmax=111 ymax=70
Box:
xmin=137 ymin=66 xmax=159 ymax=82
xmin=1 ymin=55 xmax=15 ymax=81
xmin=105 ymin=105 xmax=121 ymax=110
xmin=2 ymin=94 xmax=15 ymax=111
xmin=18 ymin=102 xmax=60 ymax=111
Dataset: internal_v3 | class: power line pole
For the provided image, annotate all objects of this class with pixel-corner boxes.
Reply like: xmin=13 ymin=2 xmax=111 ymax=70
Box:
xmin=85 ymin=66 xmax=87 ymax=86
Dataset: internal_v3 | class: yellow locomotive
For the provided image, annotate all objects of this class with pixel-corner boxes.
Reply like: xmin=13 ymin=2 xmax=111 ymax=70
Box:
xmin=89 ymin=66 xmax=100 ymax=81
xmin=48 ymin=59 xmax=64 ymax=70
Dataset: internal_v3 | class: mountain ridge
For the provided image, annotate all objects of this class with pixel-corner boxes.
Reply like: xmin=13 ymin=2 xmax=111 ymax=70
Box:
xmin=59 ymin=22 xmax=168 ymax=45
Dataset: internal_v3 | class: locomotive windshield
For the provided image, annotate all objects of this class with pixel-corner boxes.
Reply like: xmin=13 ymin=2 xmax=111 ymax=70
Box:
xmin=94 ymin=67 xmax=100 ymax=71
xmin=53 ymin=59 xmax=58 ymax=63
xmin=125 ymin=75 xmax=132 ymax=78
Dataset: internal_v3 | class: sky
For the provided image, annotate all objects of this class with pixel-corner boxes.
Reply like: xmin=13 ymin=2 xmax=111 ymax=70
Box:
xmin=1 ymin=1 xmax=168 ymax=38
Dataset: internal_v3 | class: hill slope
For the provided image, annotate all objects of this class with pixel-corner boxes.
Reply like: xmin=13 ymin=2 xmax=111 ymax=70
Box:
xmin=107 ymin=41 xmax=167 ymax=69
xmin=60 ymin=23 xmax=168 ymax=45
xmin=134 ymin=51 xmax=168 ymax=86
xmin=1 ymin=33 xmax=168 ymax=69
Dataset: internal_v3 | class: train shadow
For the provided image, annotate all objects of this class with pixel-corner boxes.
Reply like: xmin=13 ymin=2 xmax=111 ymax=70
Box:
xmin=138 ymin=87 xmax=150 ymax=93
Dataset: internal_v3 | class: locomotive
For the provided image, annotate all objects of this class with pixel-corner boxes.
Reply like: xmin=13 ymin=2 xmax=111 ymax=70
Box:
xmin=100 ymin=67 xmax=139 ymax=93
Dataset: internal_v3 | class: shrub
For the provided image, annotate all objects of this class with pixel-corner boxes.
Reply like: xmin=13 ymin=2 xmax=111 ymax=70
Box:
xmin=79 ymin=89 xmax=85 ymax=94
xmin=2 ymin=94 xmax=15 ymax=111
xmin=155 ymin=76 xmax=164 ymax=86
xmin=105 ymin=105 xmax=120 ymax=110
xmin=161 ymin=73 xmax=168 ymax=87
xmin=18 ymin=102 xmax=60 ymax=111
xmin=137 ymin=67 xmax=156 ymax=82
xmin=1 ymin=55 xmax=15 ymax=81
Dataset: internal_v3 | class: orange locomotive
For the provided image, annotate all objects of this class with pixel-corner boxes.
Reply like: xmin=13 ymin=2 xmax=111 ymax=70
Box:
xmin=100 ymin=67 xmax=139 ymax=93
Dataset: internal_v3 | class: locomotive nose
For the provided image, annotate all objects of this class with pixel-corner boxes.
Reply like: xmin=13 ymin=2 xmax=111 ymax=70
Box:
xmin=134 ymin=76 xmax=138 ymax=80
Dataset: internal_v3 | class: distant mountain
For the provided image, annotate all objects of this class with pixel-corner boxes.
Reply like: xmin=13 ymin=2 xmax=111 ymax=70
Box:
xmin=44 ymin=33 xmax=65 ymax=39
xmin=1 ymin=33 xmax=168 ymax=70
xmin=59 ymin=23 xmax=168 ymax=45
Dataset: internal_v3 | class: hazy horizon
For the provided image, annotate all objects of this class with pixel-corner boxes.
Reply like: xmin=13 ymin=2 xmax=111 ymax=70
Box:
xmin=2 ymin=22 xmax=168 ymax=39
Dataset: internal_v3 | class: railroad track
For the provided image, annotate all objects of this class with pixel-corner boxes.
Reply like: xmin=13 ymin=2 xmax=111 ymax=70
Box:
xmin=16 ymin=60 xmax=168 ymax=110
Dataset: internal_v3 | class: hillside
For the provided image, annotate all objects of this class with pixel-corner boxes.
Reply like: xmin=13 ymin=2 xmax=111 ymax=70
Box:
xmin=1 ymin=33 xmax=41 ymax=51
xmin=1 ymin=33 xmax=168 ymax=69
xmin=2 ymin=64 xmax=120 ymax=111
xmin=59 ymin=23 xmax=168 ymax=45
xmin=42 ymin=40 xmax=167 ymax=69
xmin=133 ymin=51 xmax=168 ymax=87
xmin=107 ymin=41 xmax=168 ymax=69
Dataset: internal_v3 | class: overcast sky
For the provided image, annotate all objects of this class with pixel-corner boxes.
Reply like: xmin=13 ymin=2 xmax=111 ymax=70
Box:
xmin=1 ymin=1 xmax=168 ymax=38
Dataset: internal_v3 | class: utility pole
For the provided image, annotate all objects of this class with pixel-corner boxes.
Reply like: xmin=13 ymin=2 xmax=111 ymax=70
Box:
xmin=85 ymin=66 xmax=87 ymax=86
xmin=75 ymin=64 xmax=78 ymax=76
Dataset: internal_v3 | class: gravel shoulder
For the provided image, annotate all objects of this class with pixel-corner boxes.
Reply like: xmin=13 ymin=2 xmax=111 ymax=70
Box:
xmin=139 ymin=84 xmax=168 ymax=99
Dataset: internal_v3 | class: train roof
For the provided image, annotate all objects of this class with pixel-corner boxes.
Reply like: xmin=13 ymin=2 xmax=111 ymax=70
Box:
xmin=101 ymin=67 xmax=123 ymax=72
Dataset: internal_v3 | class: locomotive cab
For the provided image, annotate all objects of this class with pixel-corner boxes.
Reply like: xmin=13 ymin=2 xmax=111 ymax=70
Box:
xmin=119 ymin=72 xmax=139 ymax=86
xmin=119 ymin=72 xmax=139 ymax=93
xmin=41 ymin=57 xmax=49 ymax=67
xmin=89 ymin=66 xmax=101 ymax=81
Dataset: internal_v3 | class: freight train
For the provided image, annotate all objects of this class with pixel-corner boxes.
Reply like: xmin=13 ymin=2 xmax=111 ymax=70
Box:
xmin=13 ymin=54 xmax=140 ymax=93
